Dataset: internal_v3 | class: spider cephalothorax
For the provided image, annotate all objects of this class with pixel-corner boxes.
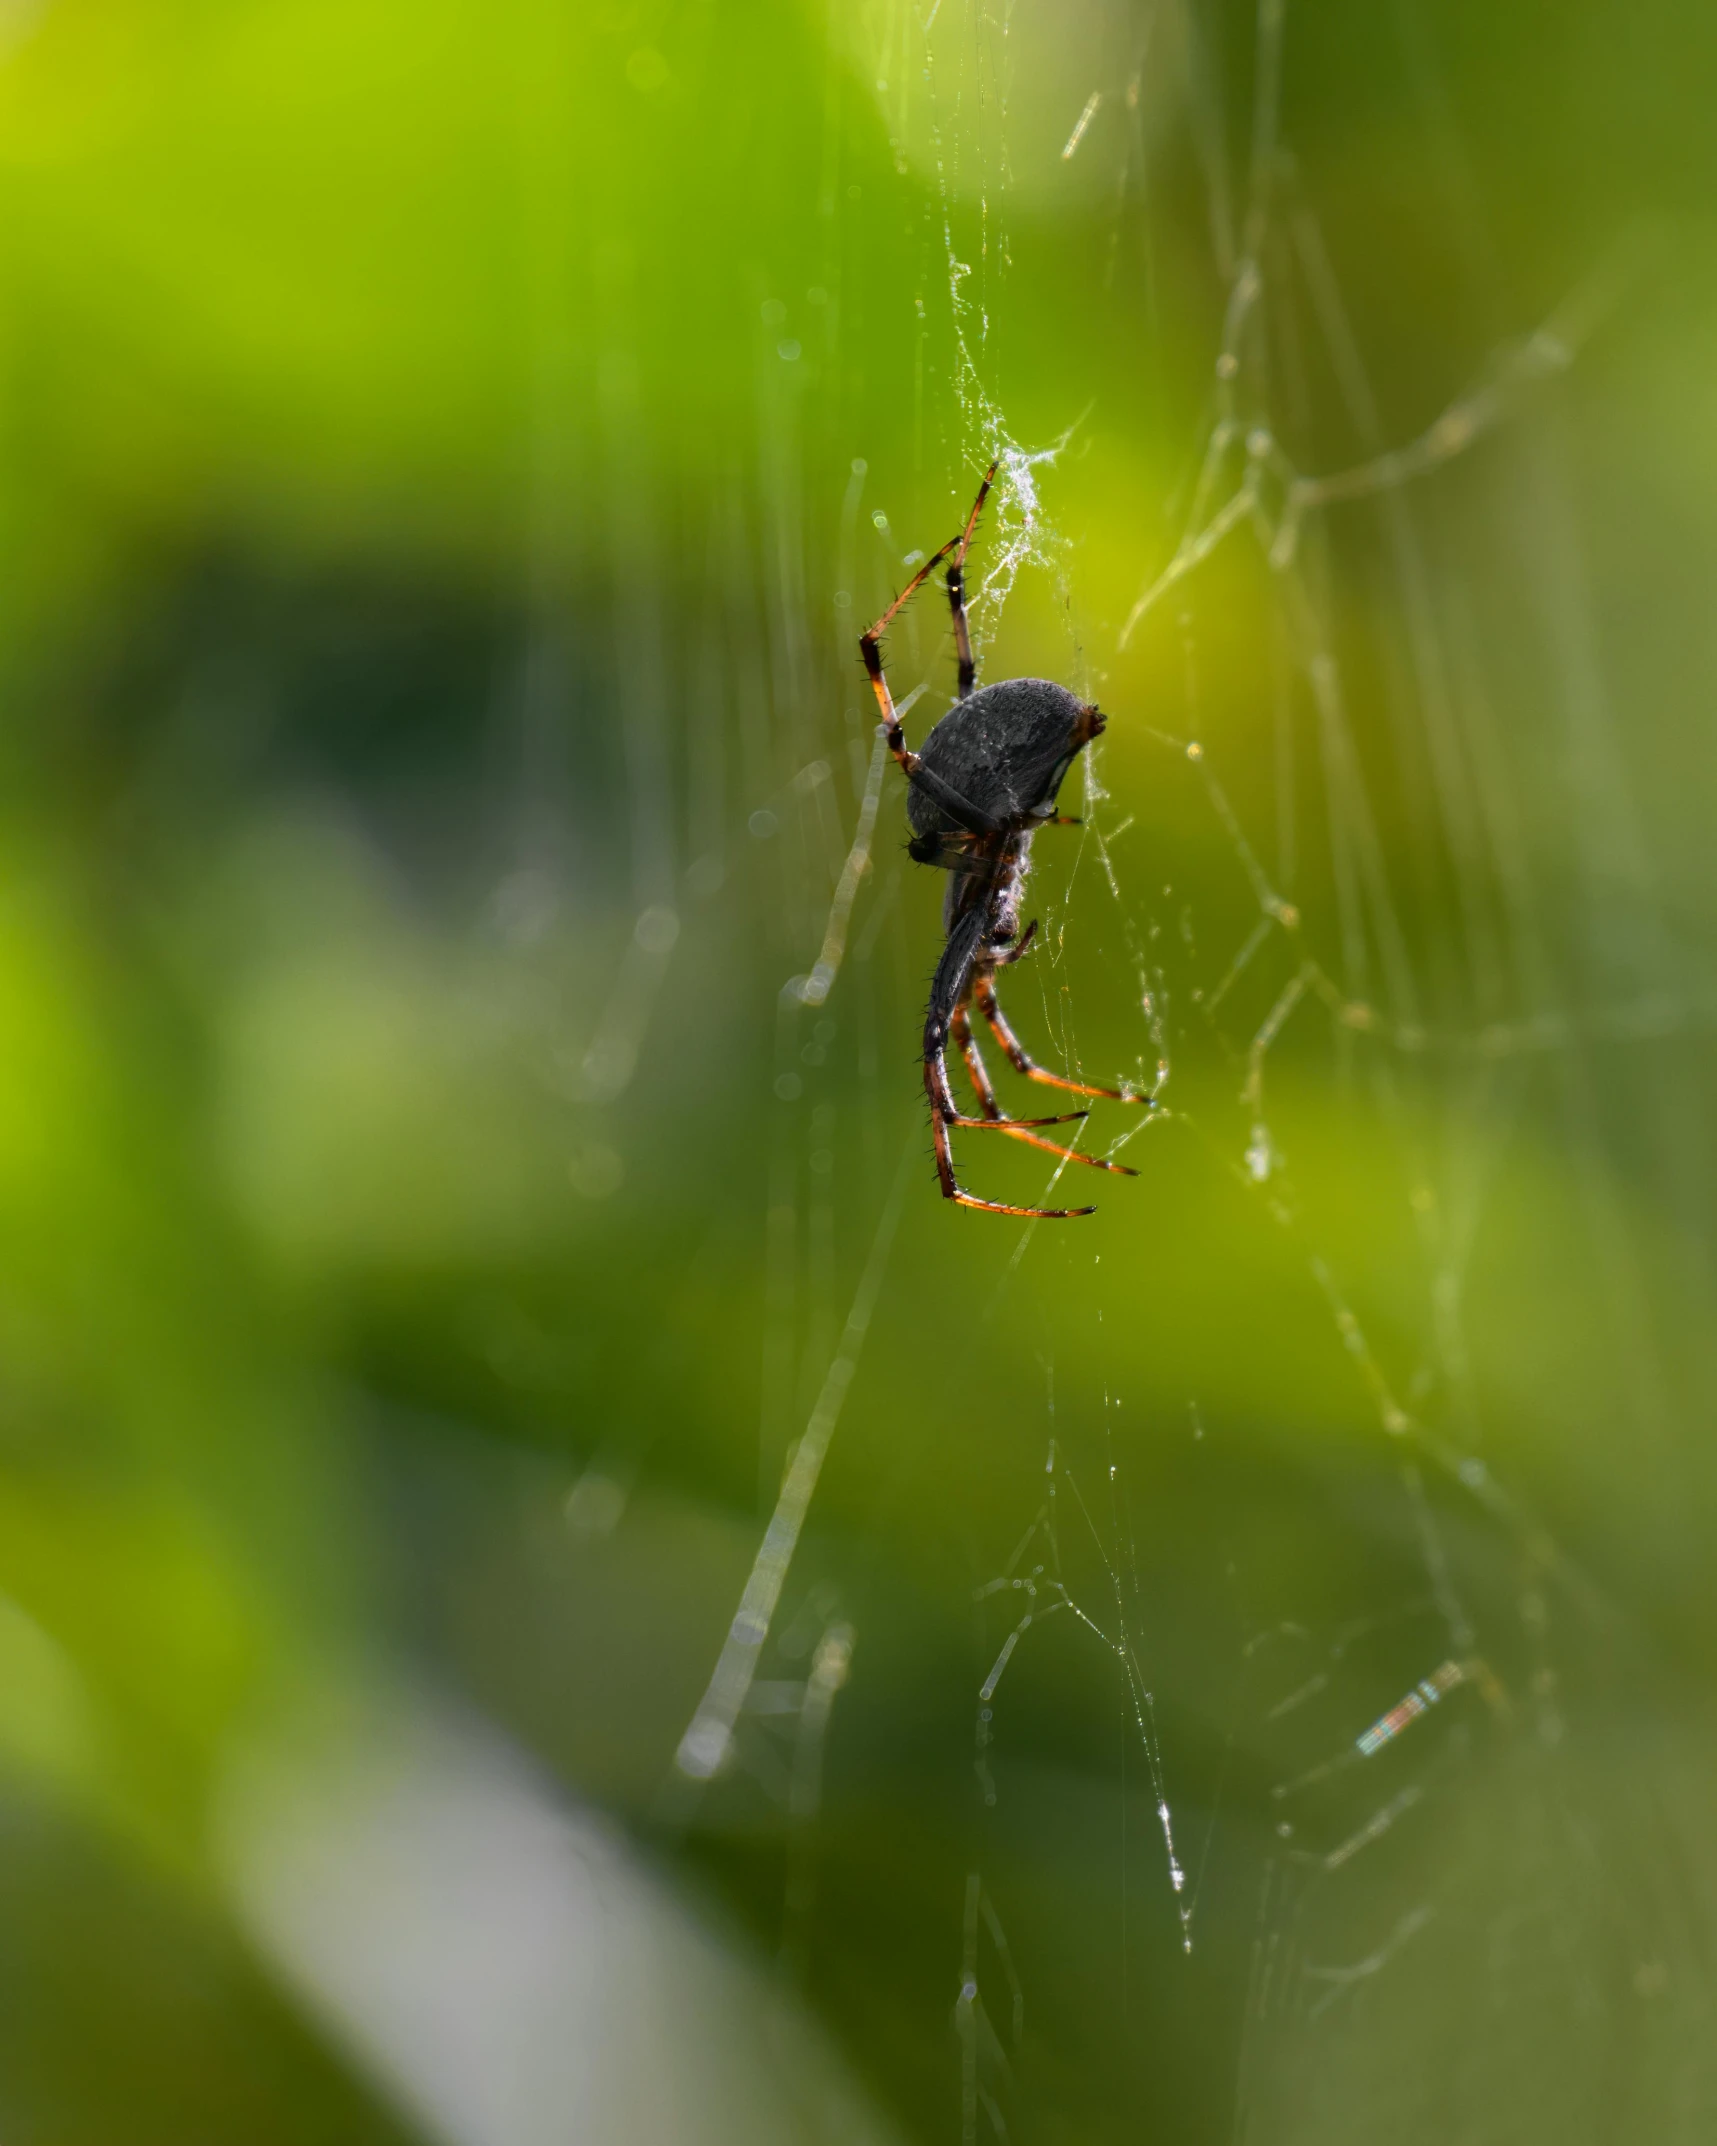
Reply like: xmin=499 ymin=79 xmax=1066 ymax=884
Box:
xmin=859 ymin=463 xmax=1150 ymax=1216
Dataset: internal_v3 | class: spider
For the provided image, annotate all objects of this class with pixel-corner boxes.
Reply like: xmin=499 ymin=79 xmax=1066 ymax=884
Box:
xmin=860 ymin=462 xmax=1151 ymax=1217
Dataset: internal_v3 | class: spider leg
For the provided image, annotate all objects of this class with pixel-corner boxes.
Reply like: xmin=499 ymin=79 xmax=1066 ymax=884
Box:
xmin=923 ymin=921 xmax=1096 ymax=1217
xmin=930 ymin=1009 xmax=1083 ymax=1131
xmin=951 ymin=1003 xmax=1002 ymax=1115
xmin=860 ymin=536 xmax=961 ymax=763
xmin=860 ymin=553 xmax=1005 ymax=838
xmin=974 ymin=970 xmax=1152 ymax=1105
xmin=989 ymin=919 xmax=1038 ymax=966
xmin=926 ymin=1074 xmax=1098 ymax=1218
xmin=952 ymin=1005 xmax=1137 ymax=1178
xmin=945 ymin=459 xmax=998 ymax=698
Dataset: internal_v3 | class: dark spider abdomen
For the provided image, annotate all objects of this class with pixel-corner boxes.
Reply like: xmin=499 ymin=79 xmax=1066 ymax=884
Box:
xmin=906 ymin=677 xmax=1097 ymax=861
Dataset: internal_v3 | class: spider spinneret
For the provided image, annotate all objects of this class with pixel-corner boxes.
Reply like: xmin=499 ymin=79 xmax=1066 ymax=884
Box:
xmin=859 ymin=462 xmax=1151 ymax=1217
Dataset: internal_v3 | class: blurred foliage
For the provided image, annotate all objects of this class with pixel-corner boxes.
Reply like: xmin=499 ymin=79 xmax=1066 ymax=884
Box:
xmin=0 ymin=0 xmax=1716 ymax=2141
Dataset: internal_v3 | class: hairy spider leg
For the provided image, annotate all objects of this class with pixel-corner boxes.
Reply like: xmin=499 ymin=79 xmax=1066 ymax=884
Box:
xmin=859 ymin=462 xmax=1015 ymax=827
xmin=926 ymin=1074 xmax=1097 ymax=1218
xmin=990 ymin=919 xmax=1038 ymax=965
xmin=926 ymin=1016 xmax=1086 ymax=1131
xmin=945 ymin=459 xmax=998 ymax=699
xmin=952 ymin=1002 xmax=1137 ymax=1178
xmin=924 ymin=898 xmax=1097 ymax=1218
xmin=860 ymin=535 xmax=961 ymax=774
xmin=973 ymin=970 xmax=1152 ymax=1107
xmin=859 ymin=548 xmax=1004 ymax=837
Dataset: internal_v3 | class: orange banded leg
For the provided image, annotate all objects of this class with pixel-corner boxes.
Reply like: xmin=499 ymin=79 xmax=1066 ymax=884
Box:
xmin=989 ymin=920 xmax=1037 ymax=967
xmin=859 ymin=535 xmax=962 ymax=780
xmin=924 ymin=1038 xmax=1095 ymax=1219
xmin=926 ymin=1026 xmax=1084 ymax=1131
xmin=945 ymin=460 xmax=997 ymax=698
xmin=952 ymin=1009 xmax=1137 ymax=1179
xmin=859 ymin=571 xmax=1003 ymax=836
xmin=973 ymin=972 xmax=1150 ymax=1106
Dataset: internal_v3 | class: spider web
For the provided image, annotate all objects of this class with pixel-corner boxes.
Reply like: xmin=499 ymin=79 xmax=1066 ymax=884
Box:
xmin=661 ymin=3 xmax=1717 ymax=2142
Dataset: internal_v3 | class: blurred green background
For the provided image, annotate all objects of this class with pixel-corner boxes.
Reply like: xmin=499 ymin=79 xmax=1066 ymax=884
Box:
xmin=3 ymin=0 xmax=1717 ymax=2139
